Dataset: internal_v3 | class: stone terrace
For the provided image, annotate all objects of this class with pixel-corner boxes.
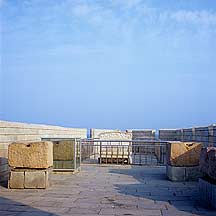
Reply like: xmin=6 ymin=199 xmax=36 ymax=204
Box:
xmin=0 ymin=164 xmax=216 ymax=216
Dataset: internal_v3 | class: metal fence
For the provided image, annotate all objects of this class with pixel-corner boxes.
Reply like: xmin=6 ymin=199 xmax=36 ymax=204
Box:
xmin=80 ymin=139 xmax=167 ymax=166
xmin=42 ymin=138 xmax=81 ymax=172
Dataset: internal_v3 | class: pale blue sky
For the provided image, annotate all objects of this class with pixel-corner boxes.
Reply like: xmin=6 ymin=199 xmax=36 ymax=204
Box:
xmin=0 ymin=0 xmax=216 ymax=129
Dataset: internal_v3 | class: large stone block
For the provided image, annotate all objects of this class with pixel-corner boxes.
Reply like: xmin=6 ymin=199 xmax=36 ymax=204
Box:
xmin=166 ymin=142 xmax=202 ymax=167
xmin=8 ymin=168 xmax=52 ymax=189
xmin=8 ymin=141 xmax=53 ymax=168
xmin=200 ymin=147 xmax=216 ymax=181
xmin=8 ymin=171 xmax=24 ymax=189
xmin=166 ymin=165 xmax=202 ymax=181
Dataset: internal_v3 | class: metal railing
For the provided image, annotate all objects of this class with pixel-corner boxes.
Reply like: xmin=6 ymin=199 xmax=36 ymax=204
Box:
xmin=80 ymin=139 xmax=168 ymax=166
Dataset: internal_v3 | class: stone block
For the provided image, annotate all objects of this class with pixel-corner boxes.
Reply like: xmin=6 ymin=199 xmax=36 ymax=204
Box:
xmin=8 ymin=141 xmax=53 ymax=168
xmin=166 ymin=165 xmax=202 ymax=181
xmin=25 ymin=170 xmax=46 ymax=189
xmin=53 ymin=140 xmax=74 ymax=161
xmin=200 ymin=147 xmax=216 ymax=181
xmin=167 ymin=165 xmax=185 ymax=181
xmin=8 ymin=171 xmax=24 ymax=189
xmin=199 ymin=178 xmax=216 ymax=209
xmin=166 ymin=142 xmax=202 ymax=167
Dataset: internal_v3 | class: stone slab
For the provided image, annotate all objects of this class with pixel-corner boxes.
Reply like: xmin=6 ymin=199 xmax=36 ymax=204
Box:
xmin=25 ymin=170 xmax=46 ymax=189
xmin=166 ymin=142 xmax=202 ymax=167
xmin=200 ymin=147 xmax=216 ymax=181
xmin=8 ymin=168 xmax=52 ymax=189
xmin=199 ymin=177 xmax=216 ymax=209
xmin=8 ymin=141 xmax=53 ymax=168
xmin=166 ymin=165 xmax=202 ymax=181
xmin=8 ymin=171 xmax=24 ymax=189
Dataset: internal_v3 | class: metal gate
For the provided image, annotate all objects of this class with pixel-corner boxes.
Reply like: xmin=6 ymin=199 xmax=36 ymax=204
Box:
xmin=80 ymin=139 xmax=167 ymax=166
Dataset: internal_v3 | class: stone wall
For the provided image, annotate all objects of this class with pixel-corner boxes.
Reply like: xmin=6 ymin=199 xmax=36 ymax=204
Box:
xmin=98 ymin=131 xmax=132 ymax=140
xmin=90 ymin=128 xmax=119 ymax=139
xmin=131 ymin=129 xmax=156 ymax=140
xmin=209 ymin=125 xmax=216 ymax=147
xmin=182 ymin=128 xmax=193 ymax=142
xmin=159 ymin=129 xmax=179 ymax=141
xmin=193 ymin=126 xmax=209 ymax=147
xmin=159 ymin=125 xmax=216 ymax=147
xmin=0 ymin=120 xmax=87 ymax=182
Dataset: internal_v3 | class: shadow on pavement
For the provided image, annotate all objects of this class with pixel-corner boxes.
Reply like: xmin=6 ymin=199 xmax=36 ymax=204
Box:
xmin=109 ymin=166 xmax=216 ymax=216
xmin=0 ymin=196 xmax=59 ymax=216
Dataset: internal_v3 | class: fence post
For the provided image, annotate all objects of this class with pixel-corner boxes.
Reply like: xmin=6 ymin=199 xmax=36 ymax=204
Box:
xmin=99 ymin=141 xmax=102 ymax=164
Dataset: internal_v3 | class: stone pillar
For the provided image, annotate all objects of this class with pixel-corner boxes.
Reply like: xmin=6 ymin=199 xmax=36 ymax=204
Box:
xmin=8 ymin=141 xmax=53 ymax=189
xmin=166 ymin=142 xmax=203 ymax=181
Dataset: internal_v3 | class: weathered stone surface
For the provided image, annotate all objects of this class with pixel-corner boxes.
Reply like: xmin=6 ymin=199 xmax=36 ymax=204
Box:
xmin=200 ymin=147 xmax=216 ymax=180
xmin=166 ymin=142 xmax=202 ymax=167
xmin=166 ymin=165 xmax=202 ymax=182
xmin=53 ymin=140 xmax=74 ymax=161
xmin=8 ymin=141 xmax=53 ymax=168
xmin=8 ymin=171 xmax=24 ymax=189
xmin=25 ymin=170 xmax=46 ymax=189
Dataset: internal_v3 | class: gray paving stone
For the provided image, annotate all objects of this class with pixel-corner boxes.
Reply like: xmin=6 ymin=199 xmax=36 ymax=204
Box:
xmin=1 ymin=164 xmax=216 ymax=216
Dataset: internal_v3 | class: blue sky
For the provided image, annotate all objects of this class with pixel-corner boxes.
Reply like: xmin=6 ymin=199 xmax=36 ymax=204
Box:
xmin=0 ymin=0 xmax=216 ymax=130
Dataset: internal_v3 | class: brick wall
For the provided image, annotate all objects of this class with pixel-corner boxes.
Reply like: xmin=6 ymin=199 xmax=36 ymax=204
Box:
xmin=0 ymin=120 xmax=87 ymax=182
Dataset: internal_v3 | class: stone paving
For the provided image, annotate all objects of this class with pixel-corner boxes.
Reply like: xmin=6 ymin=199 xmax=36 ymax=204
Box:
xmin=0 ymin=164 xmax=216 ymax=216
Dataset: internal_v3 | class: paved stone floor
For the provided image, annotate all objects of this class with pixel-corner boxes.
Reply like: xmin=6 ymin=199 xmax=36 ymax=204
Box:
xmin=0 ymin=164 xmax=216 ymax=216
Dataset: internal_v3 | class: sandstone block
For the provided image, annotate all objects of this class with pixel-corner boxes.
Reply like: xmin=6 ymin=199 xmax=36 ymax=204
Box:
xmin=8 ymin=141 xmax=53 ymax=168
xmin=200 ymin=147 xmax=216 ymax=181
xmin=166 ymin=142 xmax=202 ymax=167
xmin=25 ymin=170 xmax=46 ymax=189
xmin=9 ymin=171 xmax=24 ymax=189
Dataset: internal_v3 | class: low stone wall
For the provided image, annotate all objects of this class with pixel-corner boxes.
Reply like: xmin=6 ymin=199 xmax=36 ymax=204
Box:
xmin=131 ymin=129 xmax=156 ymax=140
xmin=193 ymin=126 xmax=209 ymax=147
xmin=208 ymin=125 xmax=216 ymax=147
xmin=90 ymin=128 xmax=119 ymax=139
xmin=182 ymin=128 xmax=193 ymax=142
xmin=0 ymin=120 xmax=87 ymax=182
xmin=159 ymin=129 xmax=179 ymax=141
xmin=159 ymin=125 xmax=216 ymax=147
